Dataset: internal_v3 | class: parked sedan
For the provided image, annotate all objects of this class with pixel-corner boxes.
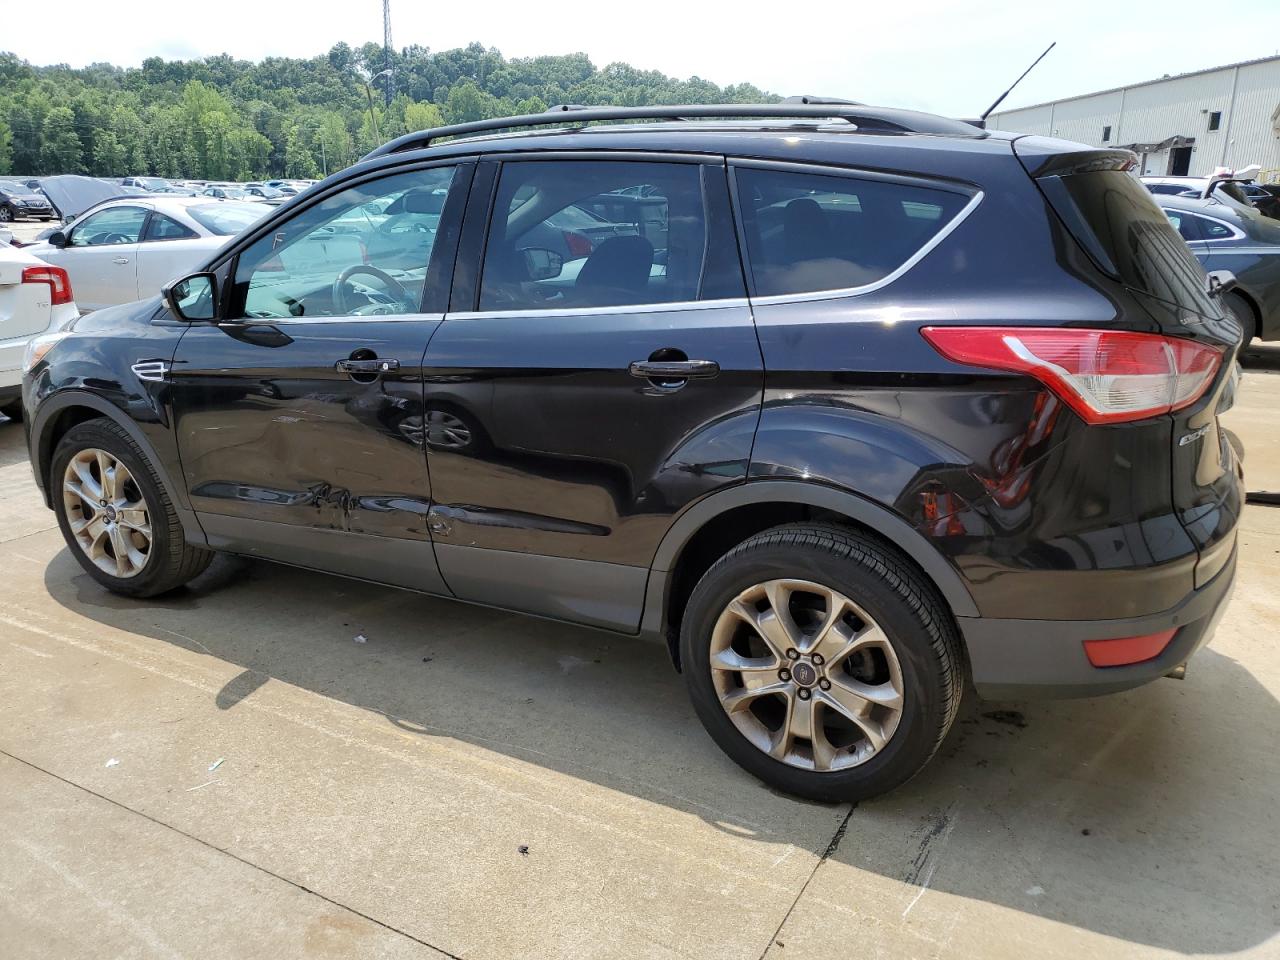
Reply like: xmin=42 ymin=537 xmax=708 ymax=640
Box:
xmin=0 ymin=244 xmax=78 ymax=420
xmin=1159 ymin=193 xmax=1280 ymax=340
xmin=22 ymin=197 xmax=270 ymax=312
xmin=0 ymin=182 xmax=56 ymax=222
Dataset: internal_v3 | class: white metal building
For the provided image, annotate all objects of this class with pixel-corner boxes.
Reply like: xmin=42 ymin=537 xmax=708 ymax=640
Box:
xmin=988 ymin=55 xmax=1280 ymax=180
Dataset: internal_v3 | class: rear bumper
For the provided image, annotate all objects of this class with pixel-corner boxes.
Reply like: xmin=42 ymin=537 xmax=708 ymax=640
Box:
xmin=960 ymin=542 xmax=1237 ymax=699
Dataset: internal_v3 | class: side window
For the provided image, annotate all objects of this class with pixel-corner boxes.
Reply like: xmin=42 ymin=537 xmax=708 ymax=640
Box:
xmin=478 ymin=160 xmax=707 ymax=311
xmin=1198 ymin=217 xmax=1234 ymax=240
xmin=230 ymin=165 xmax=456 ymax=319
xmin=733 ymin=167 xmax=970 ymax=298
xmin=70 ymin=206 xmax=148 ymax=246
xmin=144 ymin=214 xmax=197 ymax=242
xmin=1163 ymin=209 xmax=1201 ymax=241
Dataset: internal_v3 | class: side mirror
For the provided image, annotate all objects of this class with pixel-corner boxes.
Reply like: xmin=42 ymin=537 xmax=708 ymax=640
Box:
xmin=1206 ymin=269 xmax=1238 ymax=298
xmin=522 ymin=246 xmax=564 ymax=281
xmin=48 ymin=230 xmax=67 ymax=249
xmin=163 ymin=272 xmax=219 ymax=322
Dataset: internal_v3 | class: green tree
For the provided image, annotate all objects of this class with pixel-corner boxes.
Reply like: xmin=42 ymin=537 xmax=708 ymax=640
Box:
xmin=0 ymin=116 xmax=12 ymax=174
xmin=41 ymin=106 xmax=84 ymax=173
xmin=92 ymin=129 xmax=126 ymax=175
xmin=403 ymin=100 xmax=443 ymax=133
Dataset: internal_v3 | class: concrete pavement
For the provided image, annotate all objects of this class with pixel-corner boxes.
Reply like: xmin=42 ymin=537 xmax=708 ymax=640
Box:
xmin=1 ymin=347 xmax=1278 ymax=960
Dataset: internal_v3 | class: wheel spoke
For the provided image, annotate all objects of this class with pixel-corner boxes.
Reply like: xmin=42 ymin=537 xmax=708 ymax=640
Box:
xmin=72 ymin=458 xmax=103 ymax=501
xmin=97 ymin=451 xmax=117 ymax=501
xmin=821 ymin=682 xmax=895 ymax=752
xmin=814 ymin=620 xmax=890 ymax=669
xmin=117 ymin=507 xmax=150 ymax=538
xmin=64 ymin=480 xmax=98 ymax=511
xmin=721 ymin=680 xmax=791 ymax=714
xmin=805 ymin=590 xmax=848 ymax=656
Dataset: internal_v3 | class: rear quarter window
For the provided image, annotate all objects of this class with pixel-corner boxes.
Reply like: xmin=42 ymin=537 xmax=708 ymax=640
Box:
xmin=732 ymin=167 xmax=970 ymax=298
xmin=1039 ymin=171 xmax=1217 ymax=316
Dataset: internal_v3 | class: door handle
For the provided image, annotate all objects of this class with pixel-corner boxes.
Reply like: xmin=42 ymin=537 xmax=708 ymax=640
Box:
xmin=629 ymin=359 xmax=720 ymax=380
xmin=335 ymin=358 xmax=400 ymax=374
xmin=112 ymin=257 xmax=130 ymax=265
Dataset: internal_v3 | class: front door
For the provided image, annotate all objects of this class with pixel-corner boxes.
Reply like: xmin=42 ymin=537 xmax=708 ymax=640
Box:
xmin=52 ymin=204 xmax=147 ymax=310
xmin=422 ymin=156 xmax=762 ymax=630
xmin=169 ymin=161 xmax=471 ymax=593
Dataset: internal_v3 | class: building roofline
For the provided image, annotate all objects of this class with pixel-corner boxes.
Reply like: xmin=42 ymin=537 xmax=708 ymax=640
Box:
xmin=991 ymin=52 xmax=1280 ymax=117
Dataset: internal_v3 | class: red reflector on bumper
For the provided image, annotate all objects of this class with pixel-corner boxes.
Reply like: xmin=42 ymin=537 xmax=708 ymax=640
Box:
xmin=1083 ymin=629 xmax=1178 ymax=668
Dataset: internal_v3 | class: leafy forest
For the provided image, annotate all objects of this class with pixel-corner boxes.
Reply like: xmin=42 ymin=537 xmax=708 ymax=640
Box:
xmin=0 ymin=42 xmax=776 ymax=181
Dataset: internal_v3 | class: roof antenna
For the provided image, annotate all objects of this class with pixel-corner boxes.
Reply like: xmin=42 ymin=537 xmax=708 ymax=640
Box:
xmin=980 ymin=42 xmax=1056 ymax=122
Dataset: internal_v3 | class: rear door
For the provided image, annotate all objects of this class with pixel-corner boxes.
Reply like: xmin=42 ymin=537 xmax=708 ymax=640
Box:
xmin=422 ymin=155 xmax=761 ymax=631
xmin=135 ymin=212 xmax=226 ymax=300
xmin=169 ymin=160 xmax=472 ymax=593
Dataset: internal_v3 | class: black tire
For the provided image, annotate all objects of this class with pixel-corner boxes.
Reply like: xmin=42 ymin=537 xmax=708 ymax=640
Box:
xmin=0 ymin=206 xmax=12 ymax=223
xmin=0 ymin=401 xmax=21 ymax=422
xmin=1225 ymin=291 xmax=1257 ymax=341
xmin=51 ymin=419 xmax=213 ymax=597
xmin=680 ymin=523 xmax=965 ymax=802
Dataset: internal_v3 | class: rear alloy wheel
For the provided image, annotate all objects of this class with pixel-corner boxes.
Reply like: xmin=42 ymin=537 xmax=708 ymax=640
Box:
xmin=709 ymin=579 xmax=905 ymax=771
xmin=681 ymin=523 xmax=964 ymax=802
xmin=52 ymin=419 xmax=213 ymax=597
xmin=0 ymin=206 xmax=11 ymax=222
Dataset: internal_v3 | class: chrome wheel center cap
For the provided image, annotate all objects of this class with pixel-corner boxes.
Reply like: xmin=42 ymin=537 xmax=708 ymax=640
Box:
xmin=102 ymin=504 xmax=118 ymax=523
xmin=791 ymin=660 xmax=819 ymax=688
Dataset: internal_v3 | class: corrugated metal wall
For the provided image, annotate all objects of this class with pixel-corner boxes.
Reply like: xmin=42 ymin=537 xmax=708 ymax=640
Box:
xmin=989 ymin=57 xmax=1280 ymax=179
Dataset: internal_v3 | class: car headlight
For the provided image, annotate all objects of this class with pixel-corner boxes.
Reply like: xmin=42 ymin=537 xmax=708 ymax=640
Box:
xmin=23 ymin=331 xmax=70 ymax=373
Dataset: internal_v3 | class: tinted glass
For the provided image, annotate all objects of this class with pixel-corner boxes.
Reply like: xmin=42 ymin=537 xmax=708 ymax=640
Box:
xmin=187 ymin=202 xmax=271 ymax=235
xmin=733 ymin=168 xmax=969 ymax=297
xmin=231 ymin=166 xmax=455 ymax=319
xmin=1147 ymin=183 xmax=1192 ymax=196
xmin=1194 ymin=216 xmax=1233 ymax=240
xmin=1163 ymin=209 xmax=1200 ymax=241
xmin=70 ymin=206 xmax=148 ymax=245
xmin=1041 ymin=170 xmax=1216 ymax=316
xmin=479 ymin=160 xmax=707 ymax=311
xmin=145 ymin=214 xmax=197 ymax=241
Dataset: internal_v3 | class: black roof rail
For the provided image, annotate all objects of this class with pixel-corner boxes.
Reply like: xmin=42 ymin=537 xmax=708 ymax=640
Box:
xmin=361 ymin=102 xmax=986 ymax=161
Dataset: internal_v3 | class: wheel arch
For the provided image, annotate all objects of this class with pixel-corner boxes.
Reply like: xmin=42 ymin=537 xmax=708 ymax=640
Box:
xmin=1229 ymin=287 xmax=1262 ymax=340
xmin=30 ymin=390 xmax=205 ymax=543
xmin=640 ymin=480 xmax=979 ymax=669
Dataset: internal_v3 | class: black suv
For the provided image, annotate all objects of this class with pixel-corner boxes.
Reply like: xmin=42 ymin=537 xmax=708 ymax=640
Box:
xmin=20 ymin=104 xmax=1243 ymax=800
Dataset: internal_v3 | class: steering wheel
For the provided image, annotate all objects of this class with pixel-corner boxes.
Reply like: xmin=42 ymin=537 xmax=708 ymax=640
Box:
xmin=332 ymin=265 xmax=408 ymax=314
xmin=100 ymin=233 xmax=133 ymax=245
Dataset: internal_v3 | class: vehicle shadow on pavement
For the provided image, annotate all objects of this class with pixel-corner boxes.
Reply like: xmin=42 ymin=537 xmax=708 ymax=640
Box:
xmin=43 ymin=548 xmax=1280 ymax=955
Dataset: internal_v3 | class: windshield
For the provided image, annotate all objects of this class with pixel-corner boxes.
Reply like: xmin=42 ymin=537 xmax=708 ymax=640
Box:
xmin=187 ymin=202 xmax=272 ymax=235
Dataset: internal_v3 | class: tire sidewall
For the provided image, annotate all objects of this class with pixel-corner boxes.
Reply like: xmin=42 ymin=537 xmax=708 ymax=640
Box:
xmin=51 ymin=422 xmax=179 ymax=596
xmin=681 ymin=538 xmax=952 ymax=801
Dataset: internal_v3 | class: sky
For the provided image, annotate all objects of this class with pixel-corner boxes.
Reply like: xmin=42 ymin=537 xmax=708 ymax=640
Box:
xmin=10 ymin=0 xmax=1280 ymax=116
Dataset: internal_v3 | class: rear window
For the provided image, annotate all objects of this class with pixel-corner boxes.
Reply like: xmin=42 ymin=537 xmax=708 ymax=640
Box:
xmin=188 ymin=202 xmax=271 ymax=235
xmin=733 ymin=168 xmax=970 ymax=298
xmin=1038 ymin=170 xmax=1217 ymax=316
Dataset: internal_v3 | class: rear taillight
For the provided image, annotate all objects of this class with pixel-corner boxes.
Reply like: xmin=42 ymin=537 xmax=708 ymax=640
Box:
xmin=21 ymin=265 xmax=74 ymax=306
xmin=920 ymin=326 xmax=1223 ymax=424
xmin=562 ymin=230 xmax=593 ymax=258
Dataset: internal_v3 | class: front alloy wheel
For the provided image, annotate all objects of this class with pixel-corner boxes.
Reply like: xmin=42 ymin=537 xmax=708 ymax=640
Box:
xmin=710 ymin=579 xmax=905 ymax=771
xmin=62 ymin=448 xmax=152 ymax=578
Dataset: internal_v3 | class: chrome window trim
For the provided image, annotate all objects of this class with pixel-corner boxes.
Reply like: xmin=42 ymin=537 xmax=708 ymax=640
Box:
xmin=447 ymin=298 xmax=750 ymax=321
xmin=744 ymin=189 xmax=985 ymax=307
xmin=216 ymin=312 xmax=444 ymax=326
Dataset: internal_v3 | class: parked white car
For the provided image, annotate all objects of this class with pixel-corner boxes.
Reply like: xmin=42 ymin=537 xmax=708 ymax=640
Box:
xmin=23 ymin=197 xmax=271 ymax=312
xmin=0 ymin=243 xmax=78 ymax=420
